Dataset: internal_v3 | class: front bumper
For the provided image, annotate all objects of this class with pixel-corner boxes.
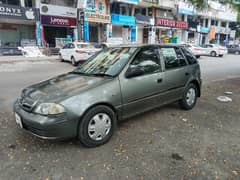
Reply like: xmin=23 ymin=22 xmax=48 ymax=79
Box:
xmin=14 ymin=100 xmax=78 ymax=140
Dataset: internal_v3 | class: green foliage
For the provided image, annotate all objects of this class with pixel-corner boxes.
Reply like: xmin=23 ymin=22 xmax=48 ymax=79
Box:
xmin=188 ymin=0 xmax=207 ymax=9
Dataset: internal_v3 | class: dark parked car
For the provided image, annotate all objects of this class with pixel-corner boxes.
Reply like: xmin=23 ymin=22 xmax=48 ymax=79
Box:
xmin=14 ymin=44 xmax=202 ymax=147
xmin=227 ymin=44 xmax=240 ymax=54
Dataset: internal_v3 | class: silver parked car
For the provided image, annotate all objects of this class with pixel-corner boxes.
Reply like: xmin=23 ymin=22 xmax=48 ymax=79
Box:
xmin=14 ymin=44 xmax=201 ymax=147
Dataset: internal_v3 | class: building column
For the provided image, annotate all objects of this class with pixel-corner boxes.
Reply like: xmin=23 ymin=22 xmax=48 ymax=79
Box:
xmin=183 ymin=14 xmax=188 ymax=43
xmin=216 ymin=20 xmax=221 ymax=44
xmin=35 ymin=0 xmax=41 ymax=8
xmin=20 ymin=0 xmax=25 ymax=7
xmin=206 ymin=18 xmax=211 ymax=44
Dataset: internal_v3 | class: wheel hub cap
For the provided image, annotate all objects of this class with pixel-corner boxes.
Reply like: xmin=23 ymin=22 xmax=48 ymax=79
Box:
xmin=186 ymin=88 xmax=196 ymax=106
xmin=88 ymin=113 xmax=111 ymax=141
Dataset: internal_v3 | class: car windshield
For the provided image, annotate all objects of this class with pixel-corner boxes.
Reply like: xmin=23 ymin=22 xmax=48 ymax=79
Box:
xmin=73 ymin=47 xmax=137 ymax=77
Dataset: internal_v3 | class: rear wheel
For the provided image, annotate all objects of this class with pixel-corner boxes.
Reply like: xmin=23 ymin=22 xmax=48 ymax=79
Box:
xmin=179 ymin=83 xmax=198 ymax=110
xmin=210 ymin=51 xmax=217 ymax=57
xmin=71 ymin=56 xmax=77 ymax=66
xmin=78 ymin=105 xmax=117 ymax=147
xmin=219 ymin=54 xmax=223 ymax=57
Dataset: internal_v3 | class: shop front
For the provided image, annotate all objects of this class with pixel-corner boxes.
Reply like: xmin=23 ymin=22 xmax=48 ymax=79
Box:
xmin=135 ymin=13 xmax=154 ymax=44
xmin=79 ymin=0 xmax=110 ymax=43
xmin=0 ymin=4 xmax=38 ymax=49
xmin=40 ymin=4 xmax=77 ymax=47
xmin=155 ymin=18 xmax=188 ymax=44
xmin=110 ymin=13 xmax=136 ymax=44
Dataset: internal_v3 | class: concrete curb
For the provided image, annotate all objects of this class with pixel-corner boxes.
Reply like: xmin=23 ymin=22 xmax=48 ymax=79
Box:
xmin=0 ymin=56 xmax=59 ymax=63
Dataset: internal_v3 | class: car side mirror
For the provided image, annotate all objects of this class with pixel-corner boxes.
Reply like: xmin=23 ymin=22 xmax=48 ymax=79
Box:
xmin=125 ymin=65 xmax=144 ymax=78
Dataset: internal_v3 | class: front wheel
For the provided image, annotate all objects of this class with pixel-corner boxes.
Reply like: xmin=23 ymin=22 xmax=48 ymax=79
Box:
xmin=78 ymin=105 xmax=117 ymax=147
xmin=179 ymin=83 xmax=198 ymax=110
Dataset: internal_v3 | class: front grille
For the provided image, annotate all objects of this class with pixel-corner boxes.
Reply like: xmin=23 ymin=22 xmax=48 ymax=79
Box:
xmin=19 ymin=96 xmax=36 ymax=112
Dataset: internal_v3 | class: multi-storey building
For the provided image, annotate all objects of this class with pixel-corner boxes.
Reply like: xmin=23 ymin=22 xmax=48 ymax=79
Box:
xmin=0 ymin=0 xmax=238 ymax=50
xmin=0 ymin=0 xmax=38 ymax=48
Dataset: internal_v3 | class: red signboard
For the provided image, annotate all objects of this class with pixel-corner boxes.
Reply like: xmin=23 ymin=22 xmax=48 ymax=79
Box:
xmin=155 ymin=18 xmax=188 ymax=29
xmin=41 ymin=15 xmax=77 ymax=27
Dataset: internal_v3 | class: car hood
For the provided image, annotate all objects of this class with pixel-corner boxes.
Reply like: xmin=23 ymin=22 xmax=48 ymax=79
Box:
xmin=22 ymin=73 xmax=112 ymax=102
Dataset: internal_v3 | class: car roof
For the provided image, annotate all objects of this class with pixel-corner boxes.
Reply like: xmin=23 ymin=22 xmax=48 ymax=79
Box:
xmin=107 ymin=43 xmax=185 ymax=48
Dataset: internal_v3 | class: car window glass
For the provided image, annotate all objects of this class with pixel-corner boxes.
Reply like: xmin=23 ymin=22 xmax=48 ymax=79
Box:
xmin=181 ymin=47 xmax=197 ymax=65
xmin=63 ymin=44 xmax=69 ymax=49
xmin=70 ymin=44 xmax=75 ymax=49
xmin=175 ymin=48 xmax=187 ymax=66
xmin=77 ymin=44 xmax=95 ymax=49
xmin=129 ymin=47 xmax=161 ymax=76
xmin=161 ymin=48 xmax=179 ymax=70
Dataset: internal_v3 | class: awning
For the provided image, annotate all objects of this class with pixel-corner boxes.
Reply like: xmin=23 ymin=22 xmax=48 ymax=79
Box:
xmin=136 ymin=13 xmax=151 ymax=25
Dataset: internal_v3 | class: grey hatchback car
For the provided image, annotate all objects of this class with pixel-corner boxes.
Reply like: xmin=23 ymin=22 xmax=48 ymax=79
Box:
xmin=14 ymin=44 xmax=201 ymax=147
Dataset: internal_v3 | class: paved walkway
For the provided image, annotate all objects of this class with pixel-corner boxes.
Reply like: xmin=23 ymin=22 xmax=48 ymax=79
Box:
xmin=0 ymin=55 xmax=59 ymax=63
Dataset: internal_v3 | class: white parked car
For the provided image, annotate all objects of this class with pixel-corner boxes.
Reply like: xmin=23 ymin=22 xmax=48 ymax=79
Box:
xmin=183 ymin=44 xmax=207 ymax=58
xmin=201 ymin=44 xmax=228 ymax=57
xmin=59 ymin=42 xmax=101 ymax=66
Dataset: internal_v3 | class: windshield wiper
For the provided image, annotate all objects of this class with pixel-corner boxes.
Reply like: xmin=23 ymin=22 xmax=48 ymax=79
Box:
xmin=92 ymin=73 xmax=114 ymax=78
xmin=68 ymin=71 xmax=89 ymax=75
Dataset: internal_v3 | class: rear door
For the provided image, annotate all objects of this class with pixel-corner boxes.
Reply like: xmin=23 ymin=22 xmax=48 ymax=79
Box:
xmin=160 ymin=46 xmax=190 ymax=100
xmin=67 ymin=43 xmax=75 ymax=60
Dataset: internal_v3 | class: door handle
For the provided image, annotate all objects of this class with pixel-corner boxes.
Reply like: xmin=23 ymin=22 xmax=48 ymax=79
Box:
xmin=157 ymin=78 xmax=163 ymax=83
xmin=185 ymin=72 xmax=190 ymax=76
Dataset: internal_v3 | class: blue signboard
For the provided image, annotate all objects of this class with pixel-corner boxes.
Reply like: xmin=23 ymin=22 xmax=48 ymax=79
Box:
xmin=178 ymin=8 xmax=193 ymax=15
xmin=131 ymin=26 xmax=137 ymax=42
xmin=117 ymin=0 xmax=139 ymax=4
xmin=112 ymin=14 xmax=135 ymax=26
xmin=36 ymin=21 xmax=41 ymax=47
xmin=200 ymin=27 xmax=209 ymax=33
xmin=84 ymin=21 xmax=89 ymax=41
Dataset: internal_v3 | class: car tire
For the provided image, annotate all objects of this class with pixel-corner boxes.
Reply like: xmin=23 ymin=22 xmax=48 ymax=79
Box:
xmin=179 ymin=83 xmax=198 ymax=110
xmin=59 ymin=54 xmax=64 ymax=62
xmin=71 ymin=56 xmax=77 ymax=66
xmin=219 ymin=54 xmax=223 ymax=57
xmin=210 ymin=51 xmax=217 ymax=57
xmin=78 ymin=105 xmax=117 ymax=147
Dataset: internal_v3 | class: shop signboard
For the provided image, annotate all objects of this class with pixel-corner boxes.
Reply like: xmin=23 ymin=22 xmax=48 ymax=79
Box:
xmin=40 ymin=4 xmax=77 ymax=18
xmin=178 ymin=2 xmax=193 ymax=15
xmin=0 ymin=4 xmax=37 ymax=20
xmin=84 ymin=12 xmax=110 ymax=23
xmin=41 ymin=15 xmax=77 ymax=27
xmin=36 ymin=21 xmax=41 ymax=46
xmin=155 ymin=18 xmax=188 ymax=29
xmin=131 ymin=26 xmax=137 ymax=42
xmin=112 ymin=14 xmax=135 ymax=26
xmin=200 ymin=27 xmax=209 ymax=34
xmin=117 ymin=0 xmax=139 ymax=5
xmin=84 ymin=21 xmax=89 ymax=41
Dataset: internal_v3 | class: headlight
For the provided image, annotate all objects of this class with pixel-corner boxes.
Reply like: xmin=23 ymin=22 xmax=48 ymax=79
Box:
xmin=34 ymin=103 xmax=65 ymax=115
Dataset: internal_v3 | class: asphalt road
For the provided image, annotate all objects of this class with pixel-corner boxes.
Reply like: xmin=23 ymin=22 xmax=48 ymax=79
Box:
xmin=0 ymin=55 xmax=240 ymax=179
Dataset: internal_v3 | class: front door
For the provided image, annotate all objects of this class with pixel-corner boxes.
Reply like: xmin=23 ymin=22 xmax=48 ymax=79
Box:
xmin=119 ymin=46 xmax=164 ymax=119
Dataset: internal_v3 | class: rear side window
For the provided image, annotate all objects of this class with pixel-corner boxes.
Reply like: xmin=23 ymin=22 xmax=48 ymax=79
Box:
xmin=181 ymin=47 xmax=197 ymax=65
xmin=77 ymin=44 xmax=95 ymax=49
